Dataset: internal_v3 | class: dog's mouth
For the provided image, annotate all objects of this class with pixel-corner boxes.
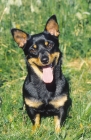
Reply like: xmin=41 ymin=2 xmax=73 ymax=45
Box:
xmin=37 ymin=59 xmax=56 ymax=83
xmin=41 ymin=64 xmax=53 ymax=83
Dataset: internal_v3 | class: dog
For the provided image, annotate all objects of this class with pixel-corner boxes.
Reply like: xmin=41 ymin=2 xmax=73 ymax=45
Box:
xmin=11 ymin=15 xmax=70 ymax=133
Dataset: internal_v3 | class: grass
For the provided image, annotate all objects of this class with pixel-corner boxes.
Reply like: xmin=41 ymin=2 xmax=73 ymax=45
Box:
xmin=0 ymin=0 xmax=91 ymax=139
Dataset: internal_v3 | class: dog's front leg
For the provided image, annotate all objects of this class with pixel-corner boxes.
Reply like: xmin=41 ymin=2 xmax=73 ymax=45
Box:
xmin=54 ymin=107 xmax=64 ymax=133
xmin=26 ymin=106 xmax=40 ymax=132
xmin=32 ymin=113 xmax=40 ymax=132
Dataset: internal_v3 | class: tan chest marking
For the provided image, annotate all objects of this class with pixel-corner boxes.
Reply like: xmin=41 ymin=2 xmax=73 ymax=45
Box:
xmin=49 ymin=95 xmax=67 ymax=108
xmin=25 ymin=98 xmax=43 ymax=108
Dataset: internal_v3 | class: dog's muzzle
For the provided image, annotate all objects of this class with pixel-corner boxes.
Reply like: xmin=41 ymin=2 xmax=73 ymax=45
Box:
xmin=39 ymin=51 xmax=49 ymax=65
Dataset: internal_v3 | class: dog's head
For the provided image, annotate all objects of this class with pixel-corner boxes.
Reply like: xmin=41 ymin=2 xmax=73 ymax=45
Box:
xmin=11 ymin=15 xmax=61 ymax=83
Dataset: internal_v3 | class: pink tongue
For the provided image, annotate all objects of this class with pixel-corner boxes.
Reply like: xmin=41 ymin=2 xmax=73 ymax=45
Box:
xmin=43 ymin=67 xmax=53 ymax=83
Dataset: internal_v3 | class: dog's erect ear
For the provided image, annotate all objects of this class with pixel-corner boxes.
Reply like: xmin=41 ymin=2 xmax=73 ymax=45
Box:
xmin=45 ymin=15 xmax=60 ymax=37
xmin=11 ymin=28 xmax=29 ymax=48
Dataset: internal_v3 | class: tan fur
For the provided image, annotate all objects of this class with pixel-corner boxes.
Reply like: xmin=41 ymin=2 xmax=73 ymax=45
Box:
xmin=13 ymin=30 xmax=27 ymax=47
xmin=32 ymin=114 xmax=40 ymax=132
xmin=46 ymin=19 xmax=60 ymax=36
xmin=25 ymin=98 xmax=43 ymax=108
xmin=54 ymin=116 xmax=60 ymax=133
xmin=45 ymin=41 xmax=48 ymax=46
xmin=28 ymin=58 xmax=43 ymax=79
xmin=49 ymin=95 xmax=67 ymax=108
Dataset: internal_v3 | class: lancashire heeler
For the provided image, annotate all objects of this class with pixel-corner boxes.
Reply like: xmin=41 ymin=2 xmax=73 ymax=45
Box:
xmin=11 ymin=15 xmax=70 ymax=133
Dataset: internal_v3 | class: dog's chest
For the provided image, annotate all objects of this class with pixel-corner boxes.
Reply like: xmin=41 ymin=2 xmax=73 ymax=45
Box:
xmin=24 ymin=77 xmax=56 ymax=103
xmin=35 ymin=82 xmax=56 ymax=102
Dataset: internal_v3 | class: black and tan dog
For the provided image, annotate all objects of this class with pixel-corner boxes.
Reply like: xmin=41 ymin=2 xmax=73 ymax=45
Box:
xmin=11 ymin=15 xmax=70 ymax=133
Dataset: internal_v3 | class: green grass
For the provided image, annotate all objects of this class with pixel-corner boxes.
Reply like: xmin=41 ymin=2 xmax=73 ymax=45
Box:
xmin=0 ymin=0 xmax=91 ymax=139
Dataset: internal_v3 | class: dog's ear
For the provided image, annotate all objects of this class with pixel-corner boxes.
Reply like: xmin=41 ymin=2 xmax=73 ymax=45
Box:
xmin=11 ymin=28 xmax=30 ymax=48
xmin=45 ymin=15 xmax=60 ymax=37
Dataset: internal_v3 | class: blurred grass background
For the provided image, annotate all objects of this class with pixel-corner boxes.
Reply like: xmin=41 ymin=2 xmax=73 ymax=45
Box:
xmin=0 ymin=0 xmax=91 ymax=139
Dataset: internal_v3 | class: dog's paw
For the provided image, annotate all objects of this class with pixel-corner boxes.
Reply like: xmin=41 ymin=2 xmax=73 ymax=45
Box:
xmin=55 ymin=126 xmax=61 ymax=134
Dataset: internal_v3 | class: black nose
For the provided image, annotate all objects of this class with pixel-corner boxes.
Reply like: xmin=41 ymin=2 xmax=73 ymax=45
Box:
xmin=41 ymin=55 xmax=49 ymax=64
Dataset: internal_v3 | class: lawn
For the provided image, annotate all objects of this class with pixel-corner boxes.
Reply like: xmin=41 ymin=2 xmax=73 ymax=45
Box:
xmin=0 ymin=0 xmax=91 ymax=140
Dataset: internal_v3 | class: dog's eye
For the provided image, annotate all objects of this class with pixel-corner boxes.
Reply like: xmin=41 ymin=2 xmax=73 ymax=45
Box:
xmin=30 ymin=44 xmax=37 ymax=54
xmin=30 ymin=49 xmax=36 ymax=53
xmin=48 ymin=43 xmax=54 ymax=48
xmin=48 ymin=43 xmax=53 ymax=48
xmin=45 ymin=41 xmax=54 ymax=48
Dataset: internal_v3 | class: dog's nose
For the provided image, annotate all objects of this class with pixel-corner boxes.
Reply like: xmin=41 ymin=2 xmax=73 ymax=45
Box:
xmin=41 ymin=55 xmax=49 ymax=64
